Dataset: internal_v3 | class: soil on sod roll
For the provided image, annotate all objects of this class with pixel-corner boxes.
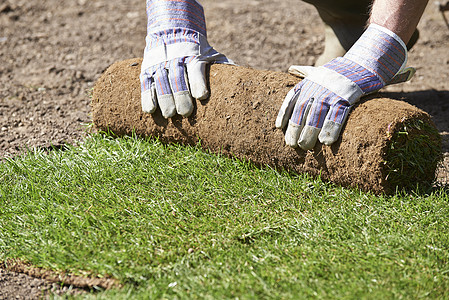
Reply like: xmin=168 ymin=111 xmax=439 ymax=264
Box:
xmin=92 ymin=58 xmax=441 ymax=194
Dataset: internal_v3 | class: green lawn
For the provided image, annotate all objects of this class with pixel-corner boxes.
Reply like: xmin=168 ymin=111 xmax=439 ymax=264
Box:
xmin=0 ymin=134 xmax=448 ymax=299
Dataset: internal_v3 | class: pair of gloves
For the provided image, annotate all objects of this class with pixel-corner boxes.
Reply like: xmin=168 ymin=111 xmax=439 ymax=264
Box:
xmin=141 ymin=0 xmax=415 ymax=150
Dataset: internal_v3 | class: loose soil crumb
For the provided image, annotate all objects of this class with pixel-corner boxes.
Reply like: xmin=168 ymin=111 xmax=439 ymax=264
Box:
xmin=1 ymin=0 xmax=448 ymax=297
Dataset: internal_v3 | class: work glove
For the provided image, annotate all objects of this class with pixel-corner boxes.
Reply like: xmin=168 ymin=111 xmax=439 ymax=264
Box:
xmin=140 ymin=0 xmax=232 ymax=118
xmin=276 ymin=24 xmax=415 ymax=150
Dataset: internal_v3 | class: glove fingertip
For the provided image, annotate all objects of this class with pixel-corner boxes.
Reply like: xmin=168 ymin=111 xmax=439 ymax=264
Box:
xmin=275 ymin=116 xmax=285 ymax=129
xmin=158 ymin=94 xmax=177 ymax=119
xmin=318 ymin=120 xmax=342 ymax=146
xmin=190 ymin=81 xmax=209 ymax=100
xmin=162 ymin=107 xmax=176 ymax=119
xmin=187 ymin=62 xmax=209 ymax=100
xmin=141 ymin=90 xmax=157 ymax=113
xmin=298 ymin=125 xmax=320 ymax=151
xmin=174 ymin=91 xmax=194 ymax=117
xmin=276 ymin=87 xmax=303 ymax=129
xmin=178 ymin=104 xmax=194 ymax=117
xmin=284 ymin=121 xmax=302 ymax=148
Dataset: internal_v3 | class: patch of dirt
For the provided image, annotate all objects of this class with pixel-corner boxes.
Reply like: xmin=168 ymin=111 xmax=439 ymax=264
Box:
xmin=0 ymin=268 xmax=85 ymax=299
xmin=1 ymin=0 xmax=448 ymax=297
xmin=0 ymin=260 xmax=121 ymax=299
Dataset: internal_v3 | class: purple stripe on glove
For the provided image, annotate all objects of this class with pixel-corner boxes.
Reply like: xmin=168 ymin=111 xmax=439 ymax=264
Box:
xmin=324 ymin=57 xmax=383 ymax=94
xmin=142 ymin=57 xmax=191 ymax=96
xmin=146 ymin=0 xmax=206 ymax=36
xmin=290 ymin=80 xmax=349 ymax=128
xmin=344 ymin=24 xmax=407 ymax=86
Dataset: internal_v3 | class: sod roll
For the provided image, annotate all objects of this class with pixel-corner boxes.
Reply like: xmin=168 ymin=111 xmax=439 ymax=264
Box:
xmin=92 ymin=58 xmax=441 ymax=194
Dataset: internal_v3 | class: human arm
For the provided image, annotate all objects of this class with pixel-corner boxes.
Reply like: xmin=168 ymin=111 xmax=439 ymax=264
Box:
xmin=276 ymin=0 xmax=428 ymax=150
xmin=370 ymin=0 xmax=428 ymax=44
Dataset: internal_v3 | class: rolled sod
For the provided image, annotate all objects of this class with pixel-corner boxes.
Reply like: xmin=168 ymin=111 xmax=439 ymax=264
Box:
xmin=91 ymin=58 xmax=441 ymax=194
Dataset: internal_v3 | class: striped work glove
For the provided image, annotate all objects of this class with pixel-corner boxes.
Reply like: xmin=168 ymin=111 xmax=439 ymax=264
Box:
xmin=140 ymin=0 xmax=232 ymax=118
xmin=276 ymin=24 xmax=414 ymax=150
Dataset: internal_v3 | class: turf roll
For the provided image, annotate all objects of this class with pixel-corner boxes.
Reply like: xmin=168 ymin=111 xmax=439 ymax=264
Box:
xmin=91 ymin=58 xmax=442 ymax=194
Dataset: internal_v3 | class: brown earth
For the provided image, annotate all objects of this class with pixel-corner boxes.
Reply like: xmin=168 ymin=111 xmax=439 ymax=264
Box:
xmin=0 ymin=0 xmax=448 ymax=297
xmin=0 ymin=268 xmax=86 ymax=299
xmin=0 ymin=260 xmax=120 ymax=299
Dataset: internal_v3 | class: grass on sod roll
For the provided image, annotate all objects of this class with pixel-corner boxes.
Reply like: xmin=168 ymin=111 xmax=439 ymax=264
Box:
xmin=0 ymin=133 xmax=448 ymax=299
xmin=385 ymin=119 xmax=442 ymax=191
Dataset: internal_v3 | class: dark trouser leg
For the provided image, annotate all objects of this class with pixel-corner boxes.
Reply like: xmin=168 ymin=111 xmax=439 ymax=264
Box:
xmin=314 ymin=7 xmax=366 ymax=65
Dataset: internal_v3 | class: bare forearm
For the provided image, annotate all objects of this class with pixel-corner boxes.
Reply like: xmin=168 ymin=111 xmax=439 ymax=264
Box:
xmin=370 ymin=0 xmax=428 ymax=43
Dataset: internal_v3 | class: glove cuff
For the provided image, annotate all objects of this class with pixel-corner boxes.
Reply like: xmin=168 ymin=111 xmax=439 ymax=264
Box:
xmin=324 ymin=57 xmax=383 ymax=94
xmin=343 ymin=23 xmax=407 ymax=89
xmin=142 ymin=30 xmax=213 ymax=71
xmin=146 ymin=0 xmax=206 ymax=36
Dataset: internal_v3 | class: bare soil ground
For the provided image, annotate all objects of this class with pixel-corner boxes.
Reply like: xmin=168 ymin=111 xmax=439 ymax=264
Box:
xmin=0 ymin=0 xmax=448 ymax=298
xmin=0 ymin=268 xmax=86 ymax=299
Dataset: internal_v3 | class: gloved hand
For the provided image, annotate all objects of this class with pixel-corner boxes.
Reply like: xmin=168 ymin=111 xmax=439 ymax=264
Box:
xmin=140 ymin=0 xmax=232 ymax=118
xmin=276 ymin=24 xmax=414 ymax=150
